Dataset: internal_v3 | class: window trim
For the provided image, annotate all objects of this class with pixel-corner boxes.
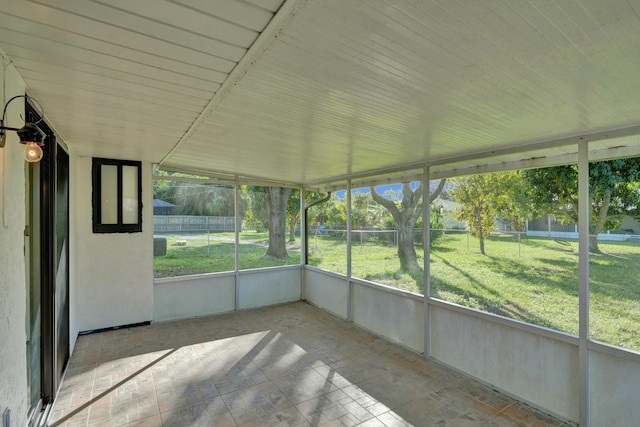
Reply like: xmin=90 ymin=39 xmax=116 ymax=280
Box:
xmin=92 ymin=157 xmax=142 ymax=233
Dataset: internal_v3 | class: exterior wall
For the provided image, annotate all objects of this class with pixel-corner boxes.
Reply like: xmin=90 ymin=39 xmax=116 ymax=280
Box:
xmin=154 ymin=267 xmax=302 ymax=322
xmin=303 ymin=267 xmax=349 ymax=319
xmin=154 ymin=273 xmax=235 ymax=322
xmin=590 ymin=348 xmax=640 ymax=425
xmin=430 ymin=303 xmax=579 ymax=422
xmin=0 ymin=60 xmax=29 ymax=427
xmin=352 ymin=281 xmax=424 ymax=353
xmin=73 ymin=156 xmax=154 ymax=332
xmin=620 ymin=215 xmax=640 ymax=234
xmin=273 ymin=266 xmax=640 ymax=425
xmin=237 ymin=267 xmax=301 ymax=310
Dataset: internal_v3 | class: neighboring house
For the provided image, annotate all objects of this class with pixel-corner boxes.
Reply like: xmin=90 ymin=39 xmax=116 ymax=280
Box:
xmin=433 ymin=199 xmax=466 ymax=230
xmin=527 ymin=215 xmax=640 ymax=241
xmin=153 ymin=199 xmax=178 ymax=215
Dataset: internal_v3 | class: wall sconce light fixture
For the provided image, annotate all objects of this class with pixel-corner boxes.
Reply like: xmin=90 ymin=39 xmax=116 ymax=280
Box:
xmin=0 ymin=95 xmax=46 ymax=162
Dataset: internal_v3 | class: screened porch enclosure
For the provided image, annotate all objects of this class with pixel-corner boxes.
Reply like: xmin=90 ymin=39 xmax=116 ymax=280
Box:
xmin=2 ymin=1 xmax=640 ymax=426
xmin=150 ymin=147 xmax=640 ymax=426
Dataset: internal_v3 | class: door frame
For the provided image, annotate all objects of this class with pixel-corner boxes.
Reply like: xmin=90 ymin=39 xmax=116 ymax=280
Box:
xmin=25 ymin=102 xmax=70 ymax=423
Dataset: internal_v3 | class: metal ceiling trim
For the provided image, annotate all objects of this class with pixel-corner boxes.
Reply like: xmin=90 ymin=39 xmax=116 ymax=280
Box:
xmin=158 ymin=165 xmax=302 ymax=189
xmin=427 ymin=124 xmax=640 ymax=169
xmin=157 ymin=165 xmax=236 ymax=182
xmin=429 ymin=153 xmax=579 ymax=180
xmin=305 ymin=124 xmax=640 ymax=188
xmin=157 ymin=0 xmax=306 ymax=168
xmin=152 ymin=175 xmax=233 ymax=185
xmin=428 ymin=142 xmax=640 ymax=181
xmin=304 ymin=161 xmax=427 ymax=188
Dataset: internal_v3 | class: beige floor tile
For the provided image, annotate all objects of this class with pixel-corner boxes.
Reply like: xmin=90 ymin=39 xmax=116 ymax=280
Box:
xmin=48 ymin=302 xmax=569 ymax=427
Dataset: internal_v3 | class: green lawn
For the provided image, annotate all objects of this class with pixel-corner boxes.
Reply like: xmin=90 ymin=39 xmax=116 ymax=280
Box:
xmin=431 ymin=233 xmax=580 ymax=334
xmin=155 ymin=231 xmax=640 ymax=352
xmin=154 ymin=232 xmax=300 ymax=277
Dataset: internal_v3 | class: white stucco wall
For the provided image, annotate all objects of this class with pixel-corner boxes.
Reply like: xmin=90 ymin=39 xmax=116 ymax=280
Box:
xmin=352 ymin=281 xmax=425 ymax=353
xmin=303 ymin=268 xmax=349 ymax=319
xmin=431 ymin=304 xmax=579 ymax=422
xmin=73 ymin=156 xmax=153 ymax=332
xmin=237 ymin=267 xmax=302 ymax=310
xmin=590 ymin=349 xmax=640 ymax=426
xmin=154 ymin=274 xmax=235 ymax=322
xmin=0 ymin=60 xmax=29 ymax=427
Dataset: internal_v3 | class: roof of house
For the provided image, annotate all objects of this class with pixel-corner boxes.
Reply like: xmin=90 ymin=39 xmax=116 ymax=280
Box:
xmin=153 ymin=199 xmax=176 ymax=208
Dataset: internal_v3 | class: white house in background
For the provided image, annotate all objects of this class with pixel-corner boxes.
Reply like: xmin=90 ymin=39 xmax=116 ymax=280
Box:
xmin=432 ymin=199 xmax=466 ymax=230
xmin=527 ymin=215 xmax=640 ymax=241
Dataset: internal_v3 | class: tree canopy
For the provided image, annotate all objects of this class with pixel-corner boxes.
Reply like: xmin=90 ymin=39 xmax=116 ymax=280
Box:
xmin=453 ymin=171 xmax=525 ymax=255
xmin=370 ymin=179 xmax=446 ymax=273
xmin=153 ymin=172 xmax=237 ymax=217
xmin=523 ymin=158 xmax=640 ymax=253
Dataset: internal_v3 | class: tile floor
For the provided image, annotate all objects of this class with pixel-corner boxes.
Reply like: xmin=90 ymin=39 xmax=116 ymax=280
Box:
xmin=48 ymin=302 xmax=570 ymax=426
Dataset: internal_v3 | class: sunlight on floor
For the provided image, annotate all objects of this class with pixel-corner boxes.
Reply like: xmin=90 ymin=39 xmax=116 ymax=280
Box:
xmin=48 ymin=303 xmax=569 ymax=426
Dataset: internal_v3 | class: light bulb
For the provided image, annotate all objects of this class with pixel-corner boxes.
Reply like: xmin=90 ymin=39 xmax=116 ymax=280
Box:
xmin=25 ymin=142 xmax=44 ymax=163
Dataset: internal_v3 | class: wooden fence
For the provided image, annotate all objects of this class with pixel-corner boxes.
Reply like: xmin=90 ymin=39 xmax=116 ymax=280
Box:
xmin=153 ymin=215 xmax=236 ymax=233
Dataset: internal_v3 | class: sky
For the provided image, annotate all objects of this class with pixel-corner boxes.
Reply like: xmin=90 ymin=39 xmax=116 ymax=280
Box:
xmin=334 ymin=182 xmax=425 ymax=200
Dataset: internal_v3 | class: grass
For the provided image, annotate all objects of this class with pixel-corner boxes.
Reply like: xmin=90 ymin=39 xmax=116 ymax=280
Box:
xmin=154 ymin=232 xmax=300 ymax=277
xmin=155 ymin=230 xmax=640 ymax=352
xmin=430 ymin=234 xmax=580 ymax=335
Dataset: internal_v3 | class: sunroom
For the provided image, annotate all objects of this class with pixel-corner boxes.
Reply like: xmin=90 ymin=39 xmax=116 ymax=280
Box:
xmin=1 ymin=1 xmax=640 ymax=426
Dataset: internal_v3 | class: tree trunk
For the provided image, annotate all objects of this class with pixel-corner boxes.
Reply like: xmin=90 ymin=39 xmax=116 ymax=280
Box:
xmin=288 ymin=212 xmax=298 ymax=243
xmin=397 ymin=215 xmax=419 ymax=272
xmin=588 ymin=191 xmax=611 ymax=254
xmin=477 ymin=208 xmax=485 ymax=255
xmin=368 ymin=179 xmax=447 ymax=273
xmin=428 ymin=179 xmax=447 ymax=203
xmin=589 ymin=234 xmax=601 ymax=254
xmin=370 ymin=182 xmax=424 ymax=273
xmin=265 ymin=187 xmax=291 ymax=259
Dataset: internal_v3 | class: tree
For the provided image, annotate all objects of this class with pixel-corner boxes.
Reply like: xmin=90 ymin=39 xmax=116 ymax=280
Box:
xmin=496 ymin=173 xmax=530 ymax=232
xmin=370 ymin=179 xmax=446 ymax=272
xmin=287 ymin=189 xmax=300 ymax=242
xmin=429 ymin=203 xmax=446 ymax=247
xmin=243 ymin=186 xmax=268 ymax=230
xmin=153 ymin=174 xmax=178 ymax=206
xmin=288 ymin=191 xmax=330 ymax=242
xmin=523 ymin=159 xmax=640 ymax=253
xmin=453 ymin=172 xmax=521 ymax=255
xmin=177 ymin=184 xmax=235 ymax=216
xmin=285 ymin=190 xmax=327 ymax=242
xmin=306 ymin=193 xmax=331 ymax=228
xmin=265 ymin=187 xmax=292 ymax=259
xmin=153 ymin=171 xmax=240 ymax=217
xmin=324 ymin=195 xmax=347 ymax=229
xmin=242 ymin=186 xmax=291 ymax=259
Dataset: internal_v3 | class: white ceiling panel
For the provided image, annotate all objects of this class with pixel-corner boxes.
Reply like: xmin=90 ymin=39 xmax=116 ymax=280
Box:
xmin=0 ymin=0 xmax=284 ymax=162
xmin=1 ymin=0 xmax=639 ymax=183
xmin=160 ymin=0 xmax=640 ymax=184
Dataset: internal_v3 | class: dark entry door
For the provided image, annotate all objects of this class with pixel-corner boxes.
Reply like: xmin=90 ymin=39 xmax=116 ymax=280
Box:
xmin=26 ymin=103 xmax=70 ymax=422
xmin=53 ymin=146 xmax=70 ymax=387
